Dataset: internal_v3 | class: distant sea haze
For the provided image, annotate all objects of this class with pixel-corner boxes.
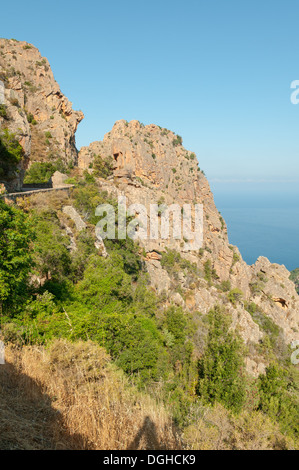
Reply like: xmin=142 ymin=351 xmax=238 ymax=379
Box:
xmin=211 ymin=181 xmax=299 ymax=272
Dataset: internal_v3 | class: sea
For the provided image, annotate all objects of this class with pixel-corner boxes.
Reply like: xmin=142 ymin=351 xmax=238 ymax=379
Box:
xmin=210 ymin=181 xmax=299 ymax=272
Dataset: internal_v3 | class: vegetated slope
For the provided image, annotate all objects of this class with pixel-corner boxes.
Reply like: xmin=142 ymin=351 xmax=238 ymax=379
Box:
xmin=1 ymin=185 xmax=298 ymax=449
xmin=0 ymin=341 xmax=179 ymax=450
xmin=0 ymin=39 xmax=298 ymax=450
xmin=0 ymin=340 xmax=296 ymax=450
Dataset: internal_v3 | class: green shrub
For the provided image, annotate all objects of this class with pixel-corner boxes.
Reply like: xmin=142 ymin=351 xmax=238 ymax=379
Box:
xmin=0 ymin=128 xmax=24 ymax=177
xmin=0 ymin=199 xmax=33 ymax=313
xmin=245 ymin=302 xmax=281 ymax=344
xmin=36 ymin=59 xmax=47 ymax=67
xmin=227 ymin=288 xmax=244 ymax=306
xmin=0 ymin=104 xmax=8 ymax=119
xmin=250 ymin=281 xmax=264 ymax=295
xmin=258 ymin=364 xmax=299 ymax=439
xmin=31 ymin=210 xmax=72 ymax=283
xmin=204 ymin=260 xmax=218 ymax=285
xmin=26 ymin=112 xmax=34 ymax=123
xmin=173 ymin=135 xmax=183 ymax=147
xmin=24 ymin=162 xmax=54 ymax=184
xmin=24 ymin=159 xmax=67 ymax=184
xmin=92 ymin=155 xmax=113 ymax=179
xmin=197 ymin=305 xmax=247 ymax=413
xmin=218 ymin=279 xmax=231 ymax=292
xmin=219 ymin=216 xmax=225 ymax=230
xmin=232 ymin=251 xmax=240 ymax=267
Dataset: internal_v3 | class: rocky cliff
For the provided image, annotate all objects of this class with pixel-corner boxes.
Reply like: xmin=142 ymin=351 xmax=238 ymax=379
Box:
xmin=0 ymin=38 xmax=83 ymax=191
xmin=79 ymin=120 xmax=299 ymax=374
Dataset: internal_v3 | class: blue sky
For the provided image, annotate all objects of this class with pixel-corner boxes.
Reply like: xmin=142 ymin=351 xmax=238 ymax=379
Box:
xmin=1 ymin=0 xmax=299 ymax=183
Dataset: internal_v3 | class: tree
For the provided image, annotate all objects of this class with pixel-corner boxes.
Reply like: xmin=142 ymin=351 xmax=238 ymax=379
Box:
xmin=75 ymin=253 xmax=133 ymax=313
xmin=24 ymin=159 xmax=67 ymax=184
xmin=227 ymin=288 xmax=244 ymax=306
xmin=0 ymin=128 xmax=24 ymax=178
xmin=197 ymin=305 xmax=247 ymax=413
xmin=0 ymin=199 xmax=33 ymax=313
xmin=31 ymin=210 xmax=72 ymax=283
xmin=258 ymin=364 xmax=299 ymax=438
xmin=92 ymin=155 xmax=113 ymax=179
xmin=23 ymin=162 xmax=56 ymax=183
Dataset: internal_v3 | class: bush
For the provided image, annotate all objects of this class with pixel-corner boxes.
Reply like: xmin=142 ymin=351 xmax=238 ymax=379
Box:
xmin=173 ymin=135 xmax=183 ymax=147
xmin=31 ymin=210 xmax=72 ymax=283
xmin=72 ymin=182 xmax=116 ymax=225
xmin=258 ymin=364 xmax=299 ymax=439
xmin=0 ymin=199 xmax=33 ymax=313
xmin=245 ymin=302 xmax=280 ymax=338
xmin=26 ymin=112 xmax=34 ymax=123
xmin=0 ymin=104 xmax=8 ymax=119
xmin=0 ymin=128 xmax=24 ymax=177
xmin=227 ymin=288 xmax=244 ymax=306
xmin=204 ymin=260 xmax=218 ymax=285
xmin=218 ymin=279 xmax=231 ymax=292
xmin=92 ymin=155 xmax=113 ymax=179
xmin=24 ymin=159 xmax=67 ymax=184
xmin=197 ymin=306 xmax=247 ymax=413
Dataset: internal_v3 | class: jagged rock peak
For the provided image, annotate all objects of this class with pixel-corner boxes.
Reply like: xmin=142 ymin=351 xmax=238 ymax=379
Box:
xmin=78 ymin=119 xmax=299 ymax=349
xmin=0 ymin=38 xmax=84 ymax=190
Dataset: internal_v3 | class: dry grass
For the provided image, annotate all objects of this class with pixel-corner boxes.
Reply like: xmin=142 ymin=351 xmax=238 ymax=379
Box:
xmin=1 ymin=339 xmax=295 ymax=450
xmin=17 ymin=190 xmax=71 ymax=213
xmin=0 ymin=340 xmax=181 ymax=450
xmin=183 ymin=403 xmax=297 ymax=450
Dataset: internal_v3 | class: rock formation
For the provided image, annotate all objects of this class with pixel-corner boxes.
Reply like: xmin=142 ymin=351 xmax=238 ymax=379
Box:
xmin=0 ymin=38 xmax=83 ymax=191
xmin=79 ymin=119 xmax=299 ymax=372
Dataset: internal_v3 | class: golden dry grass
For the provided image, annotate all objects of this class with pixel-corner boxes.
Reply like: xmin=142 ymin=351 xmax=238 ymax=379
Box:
xmin=0 ymin=339 xmax=296 ymax=450
xmin=0 ymin=340 xmax=181 ymax=450
xmin=17 ymin=190 xmax=71 ymax=213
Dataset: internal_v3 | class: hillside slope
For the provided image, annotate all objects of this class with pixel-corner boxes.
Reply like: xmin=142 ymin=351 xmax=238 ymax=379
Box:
xmin=0 ymin=341 xmax=179 ymax=450
xmin=0 ymin=39 xmax=298 ymax=450
xmin=1 ymin=340 xmax=296 ymax=450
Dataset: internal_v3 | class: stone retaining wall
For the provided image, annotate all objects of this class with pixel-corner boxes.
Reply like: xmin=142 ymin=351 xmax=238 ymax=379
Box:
xmin=1 ymin=185 xmax=74 ymax=203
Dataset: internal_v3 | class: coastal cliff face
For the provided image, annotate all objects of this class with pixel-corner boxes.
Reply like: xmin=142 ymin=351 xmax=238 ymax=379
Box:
xmin=0 ymin=40 xmax=298 ymax=376
xmin=79 ymin=120 xmax=233 ymax=278
xmin=79 ymin=119 xmax=299 ymax=372
xmin=0 ymin=38 xmax=83 ymax=191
